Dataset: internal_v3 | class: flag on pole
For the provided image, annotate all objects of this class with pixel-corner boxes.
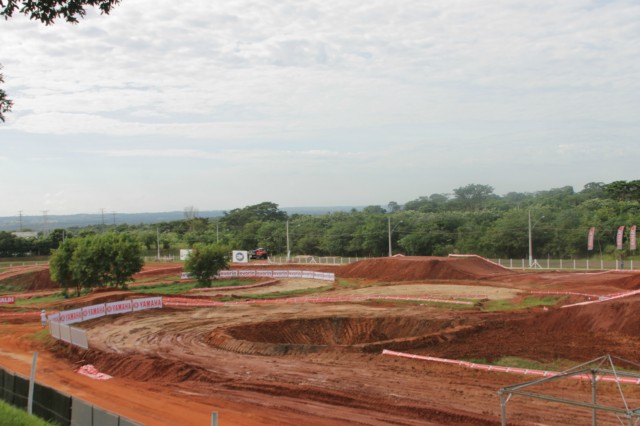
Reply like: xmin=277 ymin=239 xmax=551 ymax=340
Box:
xmin=631 ymin=225 xmax=637 ymax=251
xmin=587 ymin=227 xmax=595 ymax=251
xmin=616 ymin=226 xmax=625 ymax=250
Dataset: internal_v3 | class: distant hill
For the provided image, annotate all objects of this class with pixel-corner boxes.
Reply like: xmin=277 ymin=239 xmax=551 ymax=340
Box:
xmin=0 ymin=206 xmax=361 ymax=232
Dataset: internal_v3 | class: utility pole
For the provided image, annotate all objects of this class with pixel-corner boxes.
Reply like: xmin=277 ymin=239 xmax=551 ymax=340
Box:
xmin=286 ymin=220 xmax=291 ymax=262
xmin=388 ymin=217 xmax=392 ymax=257
xmin=18 ymin=210 xmax=23 ymax=231
xmin=157 ymin=227 xmax=160 ymax=260
xmin=100 ymin=208 xmax=105 ymax=231
xmin=42 ymin=210 xmax=48 ymax=237
xmin=528 ymin=209 xmax=544 ymax=268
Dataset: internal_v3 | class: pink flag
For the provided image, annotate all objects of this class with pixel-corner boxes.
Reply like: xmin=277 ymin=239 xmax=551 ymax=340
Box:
xmin=587 ymin=227 xmax=595 ymax=251
xmin=631 ymin=226 xmax=637 ymax=251
xmin=616 ymin=226 xmax=625 ymax=250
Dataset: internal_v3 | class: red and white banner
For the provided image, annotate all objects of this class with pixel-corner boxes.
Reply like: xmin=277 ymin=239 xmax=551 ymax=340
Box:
xmin=587 ymin=227 xmax=595 ymax=251
xmin=631 ymin=225 xmax=637 ymax=251
xmin=616 ymin=226 xmax=625 ymax=250
xmin=105 ymin=300 xmax=132 ymax=315
xmin=0 ymin=296 xmax=15 ymax=304
xmin=58 ymin=308 xmax=83 ymax=324
xmin=131 ymin=296 xmax=163 ymax=311
xmin=82 ymin=304 xmax=106 ymax=321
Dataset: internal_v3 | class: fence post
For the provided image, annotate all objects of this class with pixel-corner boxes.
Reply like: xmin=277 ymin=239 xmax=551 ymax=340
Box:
xmin=27 ymin=352 xmax=38 ymax=415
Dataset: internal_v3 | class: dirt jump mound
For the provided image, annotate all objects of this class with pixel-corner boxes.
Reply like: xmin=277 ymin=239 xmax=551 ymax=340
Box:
xmin=209 ymin=316 xmax=471 ymax=356
xmin=337 ymin=255 xmax=510 ymax=282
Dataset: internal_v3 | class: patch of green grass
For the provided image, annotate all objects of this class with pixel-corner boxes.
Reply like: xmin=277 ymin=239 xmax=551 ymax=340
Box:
xmin=0 ymin=400 xmax=56 ymax=426
xmin=134 ymin=279 xmax=253 ymax=295
xmin=336 ymin=279 xmax=360 ymax=288
xmin=14 ymin=294 xmax=65 ymax=307
xmin=135 ymin=282 xmax=197 ymax=294
xmin=27 ymin=329 xmax=51 ymax=343
xmin=483 ymin=295 xmax=562 ymax=312
xmin=367 ymin=298 xmax=478 ymax=310
xmin=132 ymin=275 xmax=182 ymax=284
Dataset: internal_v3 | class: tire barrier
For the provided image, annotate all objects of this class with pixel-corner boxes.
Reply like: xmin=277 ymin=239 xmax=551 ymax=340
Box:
xmin=382 ymin=350 xmax=640 ymax=385
xmin=0 ymin=365 xmax=141 ymax=425
xmin=164 ymin=295 xmax=474 ymax=307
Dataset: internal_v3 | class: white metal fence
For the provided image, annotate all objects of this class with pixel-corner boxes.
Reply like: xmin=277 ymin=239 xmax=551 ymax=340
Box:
xmin=492 ymin=258 xmax=637 ymax=271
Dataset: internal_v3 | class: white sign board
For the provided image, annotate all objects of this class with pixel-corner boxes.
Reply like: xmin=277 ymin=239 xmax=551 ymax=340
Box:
xmin=180 ymin=249 xmax=193 ymax=261
xmin=232 ymin=250 xmax=249 ymax=263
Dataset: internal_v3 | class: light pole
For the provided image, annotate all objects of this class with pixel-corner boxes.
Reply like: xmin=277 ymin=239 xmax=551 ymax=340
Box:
xmin=286 ymin=220 xmax=291 ymax=262
xmin=528 ymin=209 xmax=544 ymax=268
xmin=388 ymin=217 xmax=402 ymax=257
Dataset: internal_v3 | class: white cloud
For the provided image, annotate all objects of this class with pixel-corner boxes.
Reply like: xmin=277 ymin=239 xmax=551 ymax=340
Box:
xmin=1 ymin=0 xmax=639 ymax=214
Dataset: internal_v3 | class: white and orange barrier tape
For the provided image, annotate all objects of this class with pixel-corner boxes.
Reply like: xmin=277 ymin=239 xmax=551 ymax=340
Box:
xmin=382 ymin=350 xmax=640 ymax=384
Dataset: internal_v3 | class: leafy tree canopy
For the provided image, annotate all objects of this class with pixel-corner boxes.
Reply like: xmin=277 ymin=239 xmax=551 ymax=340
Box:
xmin=1 ymin=0 xmax=121 ymax=121
xmin=0 ymin=0 xmax=120 ymax=24
xmin=184 ymin=244 xmax=229 ymax=287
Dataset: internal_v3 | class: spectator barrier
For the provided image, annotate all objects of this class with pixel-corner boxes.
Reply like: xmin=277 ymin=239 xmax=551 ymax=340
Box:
xmin=47 ymin=297 xmax=163 ymax=350
xmin=180 ymin=270 xmax=336 ymax=281
xmin=0 ymin=365 xmax=141 ymax=426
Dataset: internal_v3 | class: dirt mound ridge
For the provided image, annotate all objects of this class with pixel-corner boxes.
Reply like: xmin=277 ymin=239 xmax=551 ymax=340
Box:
xmin=528 ymin=295 xmax=640 ymax=336
xmin=336 ymin=256 xmax=510 ymax=282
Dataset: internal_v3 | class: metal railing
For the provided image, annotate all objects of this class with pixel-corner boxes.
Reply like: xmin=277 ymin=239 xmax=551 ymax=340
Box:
xmin=491 ymin=258 xmax=637 ymax=271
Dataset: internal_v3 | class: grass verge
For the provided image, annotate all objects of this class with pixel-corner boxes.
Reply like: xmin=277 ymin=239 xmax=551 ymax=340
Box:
xmin=0 ymin=400 xmax=56 ymax=426
xmin=482 ymin=295 xmax=562 ymax=312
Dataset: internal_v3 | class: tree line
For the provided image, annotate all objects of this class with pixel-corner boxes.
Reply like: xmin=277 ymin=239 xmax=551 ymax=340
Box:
xmin=3 ymin=180 xmax=640 ymax=262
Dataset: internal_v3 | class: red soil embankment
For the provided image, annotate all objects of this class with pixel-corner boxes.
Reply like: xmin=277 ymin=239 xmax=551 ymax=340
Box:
xmin=336 ymin=256 xmax=511 ymax=282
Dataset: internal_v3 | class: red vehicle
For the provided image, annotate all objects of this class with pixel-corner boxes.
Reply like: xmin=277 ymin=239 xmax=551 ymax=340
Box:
xmin=250 ymin=248 xmax=268 ymax=259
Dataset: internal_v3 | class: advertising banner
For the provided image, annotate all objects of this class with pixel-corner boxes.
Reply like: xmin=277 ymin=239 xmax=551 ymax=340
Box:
xmin=82 ymin=304 xmax=106 ymax=321
xmin=617 ymin=226 xmax=625 ymax=250
xmin=0 ymin=296 xmax=15 ymax=304
xmin=59 ymin=308 xmax=83 ymax=324
xmin=105 ymin=300 xmax=132 ymax=315
xmin=587 ymin=227 xmax=595 ymax=251
xmin=631 ymin=226 xmax=637 ymax=251
xmin=232 ymin=250 xmax=249 ymax=263
xmin=131 ymin=297 xmax=163 ymax=312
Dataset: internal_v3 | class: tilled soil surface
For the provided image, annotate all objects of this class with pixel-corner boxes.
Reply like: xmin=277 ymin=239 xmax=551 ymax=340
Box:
xmin=2 ymin=256 xmax=640 ymax=425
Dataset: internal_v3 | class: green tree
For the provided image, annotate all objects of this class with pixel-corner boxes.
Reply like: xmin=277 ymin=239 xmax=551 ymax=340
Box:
xmin=0 ymin=65 xmax=11 ymax=122
xmin=107 ymin=233 xmax=143 ymax=288
xmin=1 ymin=0 xmax=121 ymax=121
xmin=49 ymin=238 xmax=78 ymax=295
xmin=452 ymin=184 xmax=495 ymax=211
xmin=1 ymin=0 xmax=120 ymax=24
xmin=184 ymin=244 xmax=229 ymax=287
xmin=51 ymin=233 xmax=142 ymax=294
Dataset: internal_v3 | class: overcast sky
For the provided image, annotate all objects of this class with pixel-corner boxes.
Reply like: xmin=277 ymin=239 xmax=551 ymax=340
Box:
xmin=1 ymin=0 xmax=639 ymax=216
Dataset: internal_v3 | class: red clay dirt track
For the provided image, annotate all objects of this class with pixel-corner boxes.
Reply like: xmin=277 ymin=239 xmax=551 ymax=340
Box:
xmin=2 ymin=256 xmax=640 ymax=425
